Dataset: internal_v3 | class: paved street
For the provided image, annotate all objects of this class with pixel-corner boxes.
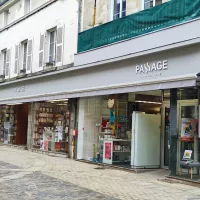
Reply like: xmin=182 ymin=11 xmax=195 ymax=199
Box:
xmin=0 ymin=146 xmax=200 ymax=200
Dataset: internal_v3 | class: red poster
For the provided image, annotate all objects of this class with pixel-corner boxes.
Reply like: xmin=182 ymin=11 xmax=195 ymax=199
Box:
xmin=44 ymin=140 xmax=48 ymax=151
xmin=105 ymin=142 xmax=111 ymax=160
xmin=55 ymin=142 xmax=61 ymax=151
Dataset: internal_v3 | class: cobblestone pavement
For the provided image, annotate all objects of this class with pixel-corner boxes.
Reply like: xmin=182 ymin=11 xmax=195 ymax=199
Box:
xmin=0 ymin=146 xmax=200 ymax=200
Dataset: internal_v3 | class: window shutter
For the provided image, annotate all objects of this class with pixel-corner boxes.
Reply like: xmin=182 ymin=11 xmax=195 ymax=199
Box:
xmin=39 ymin=33 xmax=45 ymax=69
xmin=56 ymin=23 xmax=64 ymax=67
xmin=0 ymin=51 xmax=3 ymax=76
xmin=5 ymin=48 xmax=10 ymax=78
xmin=14 ymin=44 xmax=19 ymax=74
xmin=26 ymin=38 xmax=33 ymax=73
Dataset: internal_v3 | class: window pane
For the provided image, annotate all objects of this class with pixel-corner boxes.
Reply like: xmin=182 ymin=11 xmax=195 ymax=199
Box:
xmin=155 ymin=0 xmax=162 ymax=6
xmin=113 ymin=0 xmax=120 ymax=19
xmin=50 ymin=31 xmax=55 ymax=43
xmin=144 ymin=0 xmax=153 ymax=9
xmin=113 ymin=13 xmax=120 ymax=20
xmin=181 ymin=106 xmax=195 ymax=119
xmin=23 ymin=42 xmax=27 ymax=69
xmin=49 ymin=55 xmax=54 ymax=63
xmin=49 ymin=43 xmax=54 ymax=56
xmin=3 ymin=51 xmax=6 ymax=74
xmin=122 ymin=0 xmax=126 ymax=12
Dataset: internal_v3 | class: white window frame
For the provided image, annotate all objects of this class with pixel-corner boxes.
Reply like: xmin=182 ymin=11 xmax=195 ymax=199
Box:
xmin=111 ymin=0 xmax=126 ymax=21
xmin=48 ymin=28 xmax=57 ymax=64
xmin=22 ymin=40 xmax=28 ymax=70
xmin=142 ymin=0 xmax=163 ymax=10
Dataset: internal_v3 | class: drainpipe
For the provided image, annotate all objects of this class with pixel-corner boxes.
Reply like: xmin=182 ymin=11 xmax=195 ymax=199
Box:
xmin=78 ymin=0 xmax=82 ymax=33
xmin=93 ymin=0 xmax=97 ymax=26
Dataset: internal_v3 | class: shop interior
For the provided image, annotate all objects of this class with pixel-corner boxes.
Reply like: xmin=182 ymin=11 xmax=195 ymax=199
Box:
xmin=79 ymin=88 xmax=200 ymax=180
xmin=0 ymin=104 xmax=29 ymax=145
xmin=32 ymin=99 xmax=71 ymax=154
xmin=79 ymin=91 xmax=162 ymax=168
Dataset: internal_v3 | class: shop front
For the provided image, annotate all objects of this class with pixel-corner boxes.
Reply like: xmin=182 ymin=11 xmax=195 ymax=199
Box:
xmin=74 ymin=43 xmax=200 ymax=182
xmin=31 ymin=100 xmax=71 ymax=153
xmin=77 ymin=92 xmax=162 ymax=168
xmin=0 ymin=104 xmax=29 ymax=146
xmin=76 ymin=88 xmax=200 ymax=181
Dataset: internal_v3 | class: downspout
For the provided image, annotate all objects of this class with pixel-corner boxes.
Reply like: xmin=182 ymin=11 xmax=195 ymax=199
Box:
xmin=78 ymin=0 xmax=82 ymax=33
xmin=93 ymin=0 xmax=97 ymax=26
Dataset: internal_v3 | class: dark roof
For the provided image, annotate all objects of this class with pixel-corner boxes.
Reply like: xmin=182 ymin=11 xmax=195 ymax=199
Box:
xmin=0 ymin=0 xmax=9 ymax=7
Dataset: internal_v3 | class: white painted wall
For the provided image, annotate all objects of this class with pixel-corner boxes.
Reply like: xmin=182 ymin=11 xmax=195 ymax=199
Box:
xmin=30 ymin=0 xmax=49 ymax=11
xmin=0 ymin=0 xmax=78 ymax=78
xmin=7 ymin=0 xmax=23 ymax=25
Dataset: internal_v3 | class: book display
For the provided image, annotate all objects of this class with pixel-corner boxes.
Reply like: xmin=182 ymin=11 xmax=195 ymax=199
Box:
xmin=33 ymin=102 xmax=70 ymax=153
xmin=0 ymin=105 xmax=17 ymax=144
xmin=0 ymin=106 xmax=6 ymax=143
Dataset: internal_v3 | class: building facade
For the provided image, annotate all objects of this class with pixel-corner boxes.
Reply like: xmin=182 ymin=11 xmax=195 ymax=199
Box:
xmin=0 ymin=0 xmax=78 ymax=158
xmin=0 ymin=0 xmax=200 ymax=183
xmin=74 ymin=0 xmax=200 ymax=182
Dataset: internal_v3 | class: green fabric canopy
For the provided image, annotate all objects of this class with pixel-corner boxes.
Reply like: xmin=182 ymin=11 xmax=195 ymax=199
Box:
xmin=78 ymin=0 xmax=200 ymax=52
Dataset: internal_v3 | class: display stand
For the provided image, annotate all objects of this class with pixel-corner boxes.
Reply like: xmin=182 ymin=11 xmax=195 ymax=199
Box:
xmin=103 ymin=139 xmax=131 ymax=164
xmin=42 ymin=129 xmax=55 ymax=151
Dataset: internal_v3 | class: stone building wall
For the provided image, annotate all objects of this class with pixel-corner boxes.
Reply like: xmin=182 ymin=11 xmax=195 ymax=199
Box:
xmin=82 ymin=0 xmax=169 ymax=31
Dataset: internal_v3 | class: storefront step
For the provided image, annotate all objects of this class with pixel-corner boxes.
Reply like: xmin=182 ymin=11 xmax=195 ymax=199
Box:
xmin=76 ymin=159 xmax=158 ymax=174
xmin=29 ymin=148 xmax=67 ymax=158
xmin=165 ymin=175 xmax=200 ymax=188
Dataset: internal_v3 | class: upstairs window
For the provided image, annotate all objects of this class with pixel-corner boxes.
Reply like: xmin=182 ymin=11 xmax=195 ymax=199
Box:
xmin=22 ymin=41 xmax=28 ymax=70
xmin=144 ymin=0 xmax=162 ymax=9
xmin=49 ymin=29 xmax=57 ymax=63
xmin=2 ymin=50 xmax=7 ymax=75
xmin=113 ymin=0 xmax=126 ymax=20
xmin=1 ymin=48 xmax=10 ymax=78
xmin=24 ymin=0 xmax=31 ymax=14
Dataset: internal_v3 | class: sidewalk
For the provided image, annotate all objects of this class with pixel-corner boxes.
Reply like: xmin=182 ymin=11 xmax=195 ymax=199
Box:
xmin=0 ymin=146 xmax=200 ymax=200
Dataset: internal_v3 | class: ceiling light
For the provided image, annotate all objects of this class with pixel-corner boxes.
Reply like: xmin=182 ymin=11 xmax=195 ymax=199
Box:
xmin=135 ymin=100 xmax=162 ymax=104
xmin=7 ymin=103 xmax=23 ymax=105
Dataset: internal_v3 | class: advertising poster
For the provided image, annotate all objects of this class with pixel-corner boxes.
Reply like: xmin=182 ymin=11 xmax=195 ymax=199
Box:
xmin=104 ymin=142 xmax=111 ymax=160
xmin=183 ymin=150 xmax=192 ymax=160
xmin=44 ymin=140 xmax=48 ymax=151
xmin=181 ymin=118 xmax=196 ymax=141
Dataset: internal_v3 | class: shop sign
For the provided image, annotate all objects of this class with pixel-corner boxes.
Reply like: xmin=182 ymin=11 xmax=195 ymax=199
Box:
xmin=14 ymin=86 xmax=25 ymax=93
xmin=136 ymin=60 xmax=168 ymax=78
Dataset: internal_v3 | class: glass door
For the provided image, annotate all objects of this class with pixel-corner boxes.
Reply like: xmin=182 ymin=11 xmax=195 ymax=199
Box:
xmin=161 ymin=102 xmax=170 ymax=168
xmin=178 ymin=101 xmax=198 ymax=166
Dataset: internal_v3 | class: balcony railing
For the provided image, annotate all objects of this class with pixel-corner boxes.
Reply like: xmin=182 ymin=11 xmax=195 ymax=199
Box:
xmin=78 ymin=0 xmax=200 ymax=53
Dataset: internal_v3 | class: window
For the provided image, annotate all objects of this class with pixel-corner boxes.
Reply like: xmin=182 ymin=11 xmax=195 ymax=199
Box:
xmin=1 ymin=48 xmax=10 ymax=77
xmin=3 ymin=10 xmax=9 ymax=26
xmin=49 ymin=30 xmax=57 ymax=63
xmin=24 ymin=0 xmax=30 ymax=14
xmin=144 ymin=0 xmax=162 ymax=9
xmin=22 ymin=41 xmax=28 ymax=70
xmin=113 ymin=0 xmax=126 ymax=20
xmin=2 ymin=50 xmax=7 ymax=75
